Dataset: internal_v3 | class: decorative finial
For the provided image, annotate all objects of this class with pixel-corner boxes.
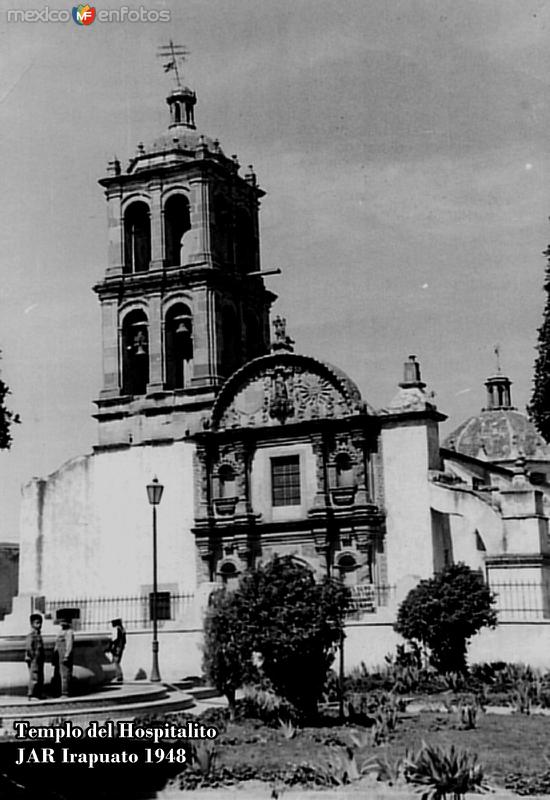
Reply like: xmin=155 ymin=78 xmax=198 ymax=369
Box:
xmin=399 ymin=355 xmax=425 ymax=389
xmin=271 ymin=316 xmax=295 ymax=353
xmin=157 ymin=41 xmax=190 ymax=89
xmin=107 ymin=156 xmax=121 ymax=176
xmin=245 ymin=165 xmax=257 ymax=186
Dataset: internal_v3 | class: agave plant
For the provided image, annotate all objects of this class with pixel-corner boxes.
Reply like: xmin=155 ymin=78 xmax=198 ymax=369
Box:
xmin=278 ymin=717 xmax=297 ymax=739
xmin=403 ymin=741 xmax=490 ymax=800
xmin=457 ymin=702 xmax=479 ymax=730
xmin=363 ymin=753 xmax=406 ymax=785
xmin=321 ymin=747 xmax=361 ymax=785
xmin=190 ymin=740 xmax=218 ymax=774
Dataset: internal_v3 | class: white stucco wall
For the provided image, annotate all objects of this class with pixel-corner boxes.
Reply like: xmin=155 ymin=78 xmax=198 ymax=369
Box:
xmin=381 ymin=421 xmax=434 ymax=585
xmin=19 ymin=441 xmax=197 ymax=600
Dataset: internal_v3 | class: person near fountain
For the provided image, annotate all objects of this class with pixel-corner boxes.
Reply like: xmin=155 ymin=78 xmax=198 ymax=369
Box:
xmin=107 ymin=618 xmax=126 ymax=683
xmin=53 ymin=617 xmax=74 ymax=697
xmin=25 ymin=613 xmax=45 ymax=700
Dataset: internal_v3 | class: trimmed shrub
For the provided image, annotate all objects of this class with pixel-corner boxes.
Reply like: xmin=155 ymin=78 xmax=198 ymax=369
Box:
xmin=395 ymin=563 xmax=497 ymax=674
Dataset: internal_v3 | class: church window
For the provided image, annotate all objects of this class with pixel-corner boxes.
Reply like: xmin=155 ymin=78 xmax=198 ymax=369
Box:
xmin=335 ymin=453 xmax=354 ymax=487
xmin=218 ymin=464 xmax=236 ymax=498
xmin=218 ymin=560 xmax=239 ymax=589
xmin=165 ymin=304 xmax=193 ymax=389
xmin=475 ymin=530 xmax=486 ymax=552
xmin=164 ymin=194 xmax=191 ymax=267
xmin=271 ymin=455 xmax=301 ymax=507
xmin=337 ymin=553 xmax=358 ymax=587
xmin=121 ymin=310 xmax=149 ymax=395
xmin=124 ymin=201 xmax=151 ymax=273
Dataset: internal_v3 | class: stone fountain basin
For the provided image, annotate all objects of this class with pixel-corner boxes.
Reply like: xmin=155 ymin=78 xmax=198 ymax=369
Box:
xmin=0 ymin=634 xmax=117 ymax=696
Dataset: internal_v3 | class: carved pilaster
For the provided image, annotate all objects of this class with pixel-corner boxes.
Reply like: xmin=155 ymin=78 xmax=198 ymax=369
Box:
xmin=311 ymin=433 xmax=329 ymax=510
xmin=194 ymin=445 xmax=213 ymax=522
xmin=350 ymin=430 xmax=369 ymax=506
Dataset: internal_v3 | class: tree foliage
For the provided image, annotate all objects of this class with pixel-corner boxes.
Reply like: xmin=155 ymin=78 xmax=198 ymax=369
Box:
xmin=530 ymin=244 xmax=550 ymax=441
xmin=394 ymin=563 xmax=497 ymax=674
xmin=202 ymin=587 xmax=254 ymax=716
xmin=202 ymin=556 xmax=350 ymax=718
xmin=0 ymin=354 xmax=19 ymax=450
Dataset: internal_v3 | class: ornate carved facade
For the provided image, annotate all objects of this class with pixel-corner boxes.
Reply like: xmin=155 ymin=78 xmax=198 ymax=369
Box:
xmin=192 ymin=330 xmax=385 ymax=586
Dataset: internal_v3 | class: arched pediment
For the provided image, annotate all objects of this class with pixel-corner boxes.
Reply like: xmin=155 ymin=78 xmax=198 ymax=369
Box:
xmin=211 ymin=352 xmax=369 ymax=430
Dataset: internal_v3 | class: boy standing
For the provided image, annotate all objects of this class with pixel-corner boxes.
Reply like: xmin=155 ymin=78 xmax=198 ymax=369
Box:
xmin=53 ymin=617 xmax=74 ymax=697
xmin=25 ymin=613 xmax=45 ymax=700
xmin=108 ymin=618 xmax=126 ymax=683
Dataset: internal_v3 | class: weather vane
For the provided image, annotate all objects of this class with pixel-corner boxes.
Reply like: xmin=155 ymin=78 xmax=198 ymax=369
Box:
xmin=157 ymin=41 xmax=190 ymax=89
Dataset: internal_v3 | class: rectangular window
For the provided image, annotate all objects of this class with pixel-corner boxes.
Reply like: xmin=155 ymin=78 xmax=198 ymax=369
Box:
xmin=149 ymin=591 xmax=171 ymax=621
xmin=271 ymin=455 xmax=301 ymax=506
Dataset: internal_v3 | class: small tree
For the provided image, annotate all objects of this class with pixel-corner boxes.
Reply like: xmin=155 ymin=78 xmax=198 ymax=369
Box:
xmin=530 ymin=244 xmax=550 ymax=441
xmin=202 ymin=587 xmax=255 ymax=718
xmin=238 ymin=556 xmax=350 ymax=718
xmin=0 ymin=353 xmax=19 ymax=450
xmin=202 ymin=556 xmax=350 ymax=719
xmin=394 ymin=563 xmax=497 ymax=674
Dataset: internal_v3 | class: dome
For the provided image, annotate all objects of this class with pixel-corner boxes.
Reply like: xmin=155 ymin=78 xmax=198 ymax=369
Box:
xmin=445 ymin=408 xmax=550 ymax=461
xmin=148 ymin=127 xmax=218 ymax=156
xmin=444 ymin=370 xmax=550 ymax=462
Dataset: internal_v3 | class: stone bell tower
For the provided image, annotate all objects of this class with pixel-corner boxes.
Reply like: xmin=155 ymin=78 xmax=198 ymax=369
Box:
xmin=93 ymin=80 xmax=276 ymax=448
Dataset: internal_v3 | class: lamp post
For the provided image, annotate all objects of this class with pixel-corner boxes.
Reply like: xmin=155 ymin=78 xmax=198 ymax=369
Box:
xmin=147 ymin=476 xmax=164 ymax=682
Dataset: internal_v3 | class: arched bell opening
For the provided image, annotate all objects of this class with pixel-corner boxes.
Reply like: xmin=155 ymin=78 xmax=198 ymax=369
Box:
xmin=164 ymin=195 xmax=191 ymax=267
xmin=165 ymin=304 xmax=193 ymax=390
xmin=121 ymin=309 xmax=149 ymax=395
xmin=124 ymin=201 xmax=151 ymax=273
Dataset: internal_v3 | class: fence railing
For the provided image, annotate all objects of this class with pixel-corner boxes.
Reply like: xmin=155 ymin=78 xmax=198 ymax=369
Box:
xmin=488 ymin=581 xmax=550 ymax=621
xmin=43 ymin=592 xmax=195 ymax=631
xmin=347 ymin=584 xmax=396 ymax=616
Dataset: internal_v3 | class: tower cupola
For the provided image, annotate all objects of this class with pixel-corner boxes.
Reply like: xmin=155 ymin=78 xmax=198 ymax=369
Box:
xmin=483 ymin=348 xmax=514 ymax=410
xmin=167 ymin=87 xmax=196 ymax=129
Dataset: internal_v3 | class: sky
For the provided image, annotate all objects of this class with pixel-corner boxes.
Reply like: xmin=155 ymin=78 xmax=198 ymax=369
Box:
xmin=0 ymin=0 xmax=548 ymax=541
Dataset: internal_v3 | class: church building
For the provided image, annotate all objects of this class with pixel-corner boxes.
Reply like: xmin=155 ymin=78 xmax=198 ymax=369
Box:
xmin=7 ymin=77 xmax=550 ymax=676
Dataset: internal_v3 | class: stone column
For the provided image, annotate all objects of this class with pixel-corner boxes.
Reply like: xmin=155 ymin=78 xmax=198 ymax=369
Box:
xmin=191 ymin=285 xmax=219 ymax=387
xmin=188 ymin=172 xmax=212 ymax=265
xmin=147 ymin=293 xmax=164 ymax=392
xmin=105 ymin=188 xmax=123 ymax=277
xmin=149 ymin=180 xmax=164 ymax=270
xmin=351 ymin=431 xmax=369 ymax=506
xmin=99 ymin=298 xmax=120 ymax=398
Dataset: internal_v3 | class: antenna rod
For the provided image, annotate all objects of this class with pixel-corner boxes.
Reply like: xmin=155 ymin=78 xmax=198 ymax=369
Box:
xmin=170 ymin=40 xmax=181 ymax=88
xmin=247 ymin=268 xmax=282 ymax=277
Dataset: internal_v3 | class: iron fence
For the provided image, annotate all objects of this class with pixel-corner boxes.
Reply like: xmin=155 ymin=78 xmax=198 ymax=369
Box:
xmin=346 ymin=584 xmax=396 ymax=616
xmin=488 ymin=581 xmax=550 ymax=621
xmin=43 ymin=592 xmax=195 ymax=631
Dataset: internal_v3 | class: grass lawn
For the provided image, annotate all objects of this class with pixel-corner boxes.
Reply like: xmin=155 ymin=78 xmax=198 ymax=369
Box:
xmin=215 ymin=711 xmax=550 ymax=788
xmin=381 ymin=712 xmax=550 ymax=784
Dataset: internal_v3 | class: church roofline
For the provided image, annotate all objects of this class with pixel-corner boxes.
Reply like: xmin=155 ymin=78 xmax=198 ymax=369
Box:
xmin=440 ymin=446 xmax=513 ymax=476
xmin=98 ymin=158 xmax=265 ymax=199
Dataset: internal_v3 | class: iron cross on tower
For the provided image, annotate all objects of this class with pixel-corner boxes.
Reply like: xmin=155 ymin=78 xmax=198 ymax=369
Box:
xmin=157 ymin=41 xmax=190 ymax=88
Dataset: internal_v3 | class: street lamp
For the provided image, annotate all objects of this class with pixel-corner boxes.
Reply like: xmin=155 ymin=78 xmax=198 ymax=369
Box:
xmin=147 ymin=476 xmax=164 ymax=682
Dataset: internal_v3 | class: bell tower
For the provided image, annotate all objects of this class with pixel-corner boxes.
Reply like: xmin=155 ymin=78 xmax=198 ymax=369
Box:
xmin=93 ymin=69 xmax=275 ymax=448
